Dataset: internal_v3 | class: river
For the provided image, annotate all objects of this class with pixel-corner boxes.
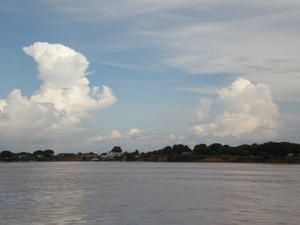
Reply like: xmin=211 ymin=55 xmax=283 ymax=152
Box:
xmin=0 ymin=162 xmax=299 ymax=225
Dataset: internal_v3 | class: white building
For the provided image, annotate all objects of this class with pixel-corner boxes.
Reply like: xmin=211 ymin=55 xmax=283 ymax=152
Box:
xmin=107 ymin=147 xmax=122 ymax=159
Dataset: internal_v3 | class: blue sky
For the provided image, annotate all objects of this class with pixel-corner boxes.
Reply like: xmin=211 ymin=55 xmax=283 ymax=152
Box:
xmin=0 ymin=0 xmax=300 ymax=152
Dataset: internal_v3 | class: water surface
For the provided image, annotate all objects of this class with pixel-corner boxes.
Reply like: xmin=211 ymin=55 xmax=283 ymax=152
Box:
xmin=0 ymin=162 xmax=299 ymax=225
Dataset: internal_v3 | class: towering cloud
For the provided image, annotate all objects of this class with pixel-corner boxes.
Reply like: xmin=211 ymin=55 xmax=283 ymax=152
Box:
xmin=193 ymin=78 xmax=279 ymax=139
xmin=0 ymin=42 xmax=117 ymax=147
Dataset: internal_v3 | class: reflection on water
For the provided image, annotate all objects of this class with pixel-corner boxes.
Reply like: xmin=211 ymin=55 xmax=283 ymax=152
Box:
xmin=0 ymin=162 xmax=300 ymax=225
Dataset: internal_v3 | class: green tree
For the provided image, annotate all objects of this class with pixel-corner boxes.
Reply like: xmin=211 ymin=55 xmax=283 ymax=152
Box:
xmin=0 ymin=150 xmax=14 ymax=158
xmin=193 ymin=144 xmax=207 ymax=155
xmin=44 ymin=149 xmax=54 ymax=157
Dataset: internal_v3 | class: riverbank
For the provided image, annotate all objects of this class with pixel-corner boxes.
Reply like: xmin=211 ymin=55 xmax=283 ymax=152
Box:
xmin=1 ymin=141 xmax=300 ymax=163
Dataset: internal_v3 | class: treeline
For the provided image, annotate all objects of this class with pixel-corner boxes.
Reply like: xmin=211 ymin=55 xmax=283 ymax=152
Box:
xmin=0 ymin=149 xmax=55 ymax=162
xmin=0 ymin=149 xmax=102 ymax=162
xmin=1 ymin=142 xmax=300 ymax=163
xmin=123 ymin=142 xmax=300 ymax=163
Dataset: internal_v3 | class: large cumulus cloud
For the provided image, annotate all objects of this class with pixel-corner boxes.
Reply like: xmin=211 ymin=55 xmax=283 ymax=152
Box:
xmin=193 ymin=78 xmax=279 ymax=139
xmin=0 ymin=42 xmax=116 ymax=149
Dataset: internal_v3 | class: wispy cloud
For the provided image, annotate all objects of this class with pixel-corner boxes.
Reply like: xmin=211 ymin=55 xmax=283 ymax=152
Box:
xmin=42 ymin=0 xmax=300 ymax=101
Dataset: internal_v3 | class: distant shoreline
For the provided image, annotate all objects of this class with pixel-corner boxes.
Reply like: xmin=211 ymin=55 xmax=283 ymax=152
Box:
xmin=1 ymin=160 xmax=300 ymax=164
xmin=1 ymin=141 xmax=300 ymax=163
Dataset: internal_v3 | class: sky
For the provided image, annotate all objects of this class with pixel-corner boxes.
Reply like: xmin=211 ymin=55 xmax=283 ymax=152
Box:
xmin=0 ymin=0 xmax=300 ymax=153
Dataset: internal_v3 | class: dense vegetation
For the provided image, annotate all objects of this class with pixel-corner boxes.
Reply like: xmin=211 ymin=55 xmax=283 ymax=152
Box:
xmin=132 ymin=142 xmax=300 ymax=163
xmin=1 ymin=142 xmax=300 ymax=163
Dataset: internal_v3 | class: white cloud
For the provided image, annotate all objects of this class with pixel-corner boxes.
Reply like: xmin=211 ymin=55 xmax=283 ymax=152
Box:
xmin=167 ymin=134 xmax=177 ymax=141
xmin=140 ymin=6 xmax=300 ymax=102
xmin=87 ymin=129 xmax=123 ymax=144
xmin=88 ymin=128 xmax=143 ymax=144
xmin=88 ymin=130 xmax=189 ymax=152
xmin=0 ymin=42 xmax=117 ymax=149
xmin=192 ymin=78 xmax=279 ymax=139
xmin=43 ymin=0 xmax=300 ymax=103
xmin=196 ymin=99 xmax=212 ymax=121
xmin=110 ymin=130 xmax=123 ymax=139
xmin=2 ymin=1 xmax=299 ymax=149
xmin=128 ymin=128 xmax=143 ymax=137
xmin=23 ymin=42 xmax=116 ymax=125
